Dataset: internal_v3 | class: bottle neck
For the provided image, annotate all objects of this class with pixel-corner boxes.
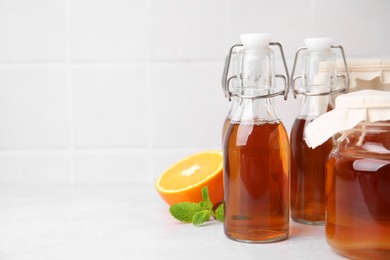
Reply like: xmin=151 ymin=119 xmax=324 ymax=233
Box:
xmin=230 ymin=48 xmax=280 ymax=123
xmin=227 ymin=96 xmax=240 ymax=119
xmin=230 ymin=97 xmax=280 ymax=123
xmin=239 ymin=49 xmax=275 ymax=97
xmin=298 ymin=95 xmax=332 ymax=119
xmin=301 ymin=50 xmax=336 ymax=95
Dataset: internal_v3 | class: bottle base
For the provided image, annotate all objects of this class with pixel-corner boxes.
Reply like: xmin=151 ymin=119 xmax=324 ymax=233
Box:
xmin=224 ymin=230 xmax=289 ymax=244
xmin=292 ymin=217 xmax=324 ymax=226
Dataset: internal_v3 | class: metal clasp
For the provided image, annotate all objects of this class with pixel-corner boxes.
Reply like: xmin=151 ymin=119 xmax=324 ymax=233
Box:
xmin=222 ymin=42 xmax=290 ymax=101
xmin=291 ymin=45 xmax=350 ymax=98
xmin=222 ymin=44 xmax=242 ymax=101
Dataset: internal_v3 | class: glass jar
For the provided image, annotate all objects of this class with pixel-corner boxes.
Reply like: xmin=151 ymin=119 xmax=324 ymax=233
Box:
xmin=326 ymin=121 xmax=390 ymax=259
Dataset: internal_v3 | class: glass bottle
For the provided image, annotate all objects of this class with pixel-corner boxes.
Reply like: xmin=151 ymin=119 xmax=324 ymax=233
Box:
xmin=290 ymin=38 xmax=349 ymax=225
xmin=222 ymin=33 xmax=290 ymax=243
xmin=305 ymin=90 xmax=390 ymax=259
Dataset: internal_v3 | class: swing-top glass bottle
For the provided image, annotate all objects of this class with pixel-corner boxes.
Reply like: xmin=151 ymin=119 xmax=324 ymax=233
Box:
xmin=290 ymin=38 xmax=349 ymax=225
xmin=222 ymin=33 xmax=290 ymax=243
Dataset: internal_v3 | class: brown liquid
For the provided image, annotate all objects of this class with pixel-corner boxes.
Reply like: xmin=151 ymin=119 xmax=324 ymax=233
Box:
xmin=326 ymin=129 xmax=390 ymax=259
xmin=290 ymin=118 xmax=333 ymax=224
xmin=223 ymin=121 xmax=289 ymax=243
xmin=222 ymin=117 xmax=231 ymax=144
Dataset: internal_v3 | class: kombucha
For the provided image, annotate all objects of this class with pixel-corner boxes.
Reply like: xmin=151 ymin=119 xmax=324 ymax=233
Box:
xmin=290 ymin=118 xmax=333 ymax=224
xmin=224 ymin=120 xmax=289 ymax=243
xmin=222 ymin=117 xmax=231 ymax=143
xmin=326 ymin=126 xmax=390 ymax=259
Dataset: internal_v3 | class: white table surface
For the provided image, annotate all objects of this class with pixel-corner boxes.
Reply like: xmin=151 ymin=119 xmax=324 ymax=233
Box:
xmin=0 ymin=184 xmax=346 ymax=260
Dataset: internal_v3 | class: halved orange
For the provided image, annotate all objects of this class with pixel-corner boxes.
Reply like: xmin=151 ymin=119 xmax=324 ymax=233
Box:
xmin=155 ymin=150 xmax=224 ymax=205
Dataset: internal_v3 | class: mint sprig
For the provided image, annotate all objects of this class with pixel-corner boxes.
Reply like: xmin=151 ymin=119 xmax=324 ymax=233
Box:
xmin=169 ymin=186 xmax=224 ymax=226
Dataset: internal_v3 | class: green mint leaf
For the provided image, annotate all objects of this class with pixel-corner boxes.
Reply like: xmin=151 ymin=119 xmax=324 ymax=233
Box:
xmin=199 ymin=200 xmax=213 ymax=210
xmin=201 ymin=186 xmax=210 ymax=202
xmin=199 ymin=186 xmax=213 ymax=210
xmin=169 ymin=202 xmax=202 ymax=223
xmin=215 ymin=203 xmax=224 ymax=222
xmin=192 ymin=210 xmax=211 ymax=226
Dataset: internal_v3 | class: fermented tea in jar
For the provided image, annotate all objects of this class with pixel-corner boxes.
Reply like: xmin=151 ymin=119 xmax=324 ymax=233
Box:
xmin=222 ymin=33 xmax=290 ymax=243
xmin=305 ymin=90 xmax=390 ymax=259
xmin=290 ymin=38 xmax=349 ymax=225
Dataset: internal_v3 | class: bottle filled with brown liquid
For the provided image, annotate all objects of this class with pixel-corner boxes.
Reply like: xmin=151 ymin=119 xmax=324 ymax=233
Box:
xmin=290 ymin=38 xmax=349 ymax=225
xmin=222 ymin=33 xmax=290 ymax=243
xmin=304 ymin=90 xmax=390 ymax=259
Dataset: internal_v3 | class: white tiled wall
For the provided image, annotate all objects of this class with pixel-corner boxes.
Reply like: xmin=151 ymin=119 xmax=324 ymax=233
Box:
xmin=0 ymin=0 xmax=389 ymax=184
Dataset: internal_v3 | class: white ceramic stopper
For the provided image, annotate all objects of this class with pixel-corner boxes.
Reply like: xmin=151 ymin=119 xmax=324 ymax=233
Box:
xmin=304 ymin=37 xmax=333 ymax=52
xmin=240 ymin=33 xmax=272 ymax=51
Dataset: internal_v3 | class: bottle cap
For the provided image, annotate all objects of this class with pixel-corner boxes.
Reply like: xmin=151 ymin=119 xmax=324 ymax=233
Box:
xmin=304 ymin=37 xmax=333 ymax=52
xmin=240 ymin=33 xmax=272 ymax=52
xmin=305 ymin=90 xmax=390 ymax=148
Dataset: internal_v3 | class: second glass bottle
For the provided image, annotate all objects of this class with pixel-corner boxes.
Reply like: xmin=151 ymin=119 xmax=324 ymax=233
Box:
xmin=290 ymin=38 xmax=349 ymax=224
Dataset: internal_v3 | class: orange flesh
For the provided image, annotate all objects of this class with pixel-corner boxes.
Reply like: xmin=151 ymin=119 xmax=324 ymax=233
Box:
xmin=159 ymin=153 xmax=222 ymax=190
